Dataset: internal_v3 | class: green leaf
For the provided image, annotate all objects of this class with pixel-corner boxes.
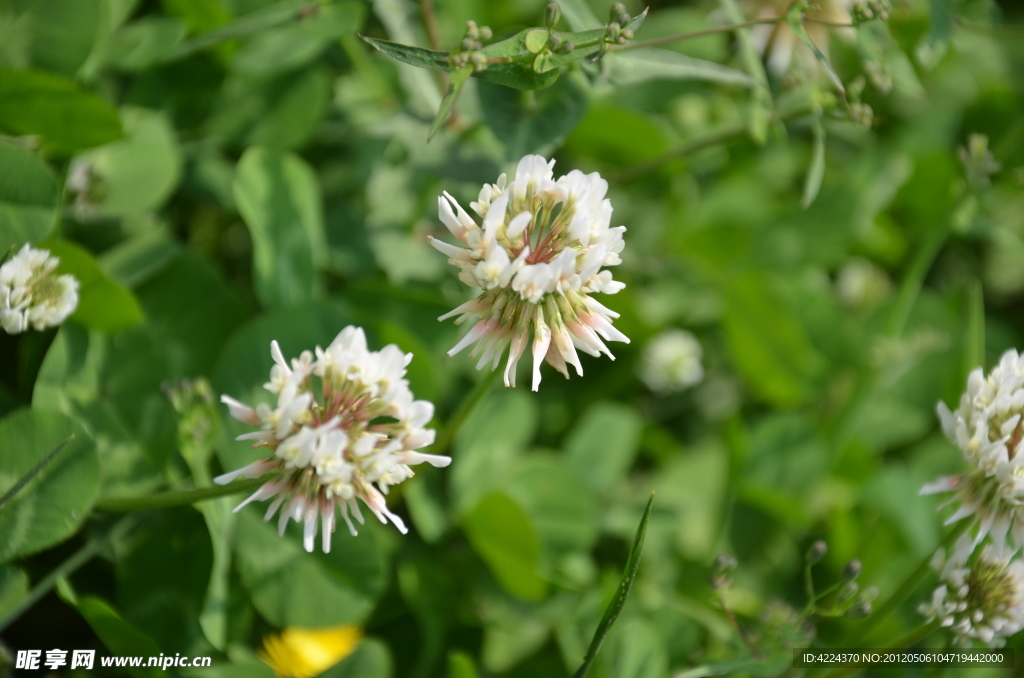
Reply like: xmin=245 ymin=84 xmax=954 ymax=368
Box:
xmin=81 ymin=107 xmax=183 ymax=216
xmin=233 ymin=508 xmax=386 ymax=627
xmin=429 ymin=66 xmax=473 ymax=141
xmin=0 ymin=69 xmax=122 ymax=151
xmin=608 ymin=47 xmax=757 ymax=87
xmin=358 ymin=35 xmax=450 ymax=72
xmin=0 ymin=139 xmax=58 ymax=253
xmin=100 ymin=17 xmax=189 ymax=71
xmin=723 ymin=273 xmax=824 ymax=407
xmin=801 ymin=113 xmax=826 ymax=209
xmin=0 ymin=0 xmax=102 ymax=77
xmin=0 ymin=408 xmax=100 ymax=563
xmin=76 ymin=596 xmax=162 ymax=678
xmin=233 ymin=147 xmax=326 ymax=306
xmin=462 ymin=492 xmax=547 ymax=601
xmin=531 ymin=11 xmax=649 ymax=74
xmin=42 ymin=239 xmax=145 ymax=333
xmin=451 ymin=389 xmax=537 ymax=512
xmin=479 ymin=75 xmax=588 ymax=159
xmin=786 ymin=3 xmax=845 ymax=95
xmin=0 ymin=565 xmax=28 ymax=620
xmin=558 ymin=0 xmax=603 ymax=31
xmin=564 ymin=401 xmax=642 ymax=495
xmin=572 ymin=493 xmax=654 ymax=678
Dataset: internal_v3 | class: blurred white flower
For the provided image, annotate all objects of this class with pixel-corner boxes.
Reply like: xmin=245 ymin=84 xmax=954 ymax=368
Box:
xmin=430 ymin=155 xmax=629 ymax=391
xmin=923 ymin=350 xmax=1024 ymax=555
xmin=0 ymin=244 xmax=79 ymax=334
xmin=641 ymin=329 xmax=704 ymax=394
xmin=920 ymin=534 xmax=1024 ymax=647
xmin=836 ymin=258 xmax=891 ymax=310
xmin=215 ymin=326 xmax=447 ymax=553
xmin=748 ymin=0 xmax=853 ymax=76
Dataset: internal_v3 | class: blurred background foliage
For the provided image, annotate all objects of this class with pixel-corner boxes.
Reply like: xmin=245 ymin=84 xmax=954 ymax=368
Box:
xmin=1 ymin=0 xmax=1023 ymax=676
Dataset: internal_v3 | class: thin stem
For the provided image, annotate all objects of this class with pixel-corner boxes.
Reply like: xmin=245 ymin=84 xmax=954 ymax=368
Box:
xmin=0 ymin=434 xmax=74 ymax=511
xmin=617 ymin=16 xmax=854 ymax=52
xmin=0 ymin=517 xmax=136 ymax=632
xmin=419 ymin=0 xmax=442 ymax=51
xmin=820 ymin=621 xmax=941 ymax=678
xmin=846 ymin=520 xmax=970 ymax=646
xmin=94 ymin=477 xmax=266 ymax=513
xmin=429 ymin=369 xmax=500 ymax=458
xmin=954 ymin=17 xmax=1024 ymax=36
xmin=719 ymin=591 xmax=759 ymax=656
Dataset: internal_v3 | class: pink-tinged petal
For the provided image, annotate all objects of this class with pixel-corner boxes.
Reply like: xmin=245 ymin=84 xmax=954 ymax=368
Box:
xmin=504 ymin=330 xmax=528 ymax=387
xmin=920 ymin=476 xmax=961 ymax=495
xmin=221 ymin=395 xmax=261 ymax=425
xmin=264 ymin=493 xmax=288 ymax=522
xmin=231 ymin=480 xmax=286 ymax=513
xmin=439 ymin=296 xmax=486 ymax=322
xmin=448 ymin=318 xmax=495 ymax=357
xmin=214 ymin=458 xmax=275 ymax=485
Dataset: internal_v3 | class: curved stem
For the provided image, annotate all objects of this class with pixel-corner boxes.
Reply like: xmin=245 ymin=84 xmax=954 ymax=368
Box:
xmin=94 ymin=477 xmax=266 ymax=513
xmin=846 ymin=521 xmax=970 ymax=646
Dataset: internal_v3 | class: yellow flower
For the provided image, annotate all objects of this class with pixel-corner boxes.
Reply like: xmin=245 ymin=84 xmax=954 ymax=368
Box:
xmin=258 ymin=625 xmax=362 ymax=678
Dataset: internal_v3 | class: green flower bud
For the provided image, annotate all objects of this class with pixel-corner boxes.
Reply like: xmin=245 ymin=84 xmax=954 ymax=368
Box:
xmin=610 ymin=3 xmax=627 ymax=22
xmin=547 ymin=31 xmax=562 ymax=51
xmin=465 ymin=20 xmax=479 ymax=40
xmin=840 ymin=560 xmax=862 ymax=582
xmin=546 ymin=2 xmax=561 ymax=28
xmin=620 ymin=28 xmax=633 ymax=40
xmin=479 ymin=26 xmax=492 ymax=41
xmin=807 ymin=540 xmax=828 ymax=564
xmin=837 ymin=581 xmax=859 ymax=603
xmin=606 ymin=22 xmax=621 ymax=40
xmin=846 ymin=601 xmax=872 ymax=618
xmin=555 ymin=39 xmax=574 ymax=55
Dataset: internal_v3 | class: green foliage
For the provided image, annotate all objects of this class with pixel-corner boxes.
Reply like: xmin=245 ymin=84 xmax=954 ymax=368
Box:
xmin=462 ymin=492 xmax=547 ymax=601
xmin=0 ymin=139 xmax=58 ymax=252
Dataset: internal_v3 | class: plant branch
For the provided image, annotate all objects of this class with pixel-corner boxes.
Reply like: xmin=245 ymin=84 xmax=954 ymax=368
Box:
xmin=94 ymin=477 xmax=267 ymax=513
xmin=617 ymin=16 xmax=854 ymax=52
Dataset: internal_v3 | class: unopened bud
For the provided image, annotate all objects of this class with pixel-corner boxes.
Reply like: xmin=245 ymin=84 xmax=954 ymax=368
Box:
xmin=837 ymin=581 xmax=859 ymax=603
xmin=461 ymin=38 xmax=481 ymax=51
xmin=617 ymin=12 xmax=630 ymax=26
xmin=556 ymin=40 xmax=574 ymax=54
xmin=465 ymin=20 xmax=479 ymax=40
xmin=840 ymin=560 xmax=862 ymax=582
xmin=860 ymin=586 xmax=879 ymax=603
xmin=807 ymin=540 xmax=828 ymax=564
xmin=606 ymin=22 xmax=621 ymax=40
xmin=713 ymin=554 xmax=737 ymax=576
xmin=846 ymin=601 xmax=872 ymax=618
xmin=547 ymin=32 xmax=562 ymax=51
xmin=479 ymin=26 xmax=493 ymax=41
xmin=470 ymin=52 xmax=487 ymax=71
xmin=610 ymin=3 xmax=627 ymax=21
xmin=546 ymin=2 xmax=561 ymax=28
xmin=620 ymin=28 xmax=633 ymax=40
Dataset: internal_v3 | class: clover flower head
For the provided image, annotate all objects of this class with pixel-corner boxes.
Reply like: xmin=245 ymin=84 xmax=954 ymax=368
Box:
xmin=429 ymin=154 xmax=629 ymax=391
xmin=920 ymin=535 xmax=1024 ymax=647
xmin=215 ymin=326 xmax=447 ymax=553
xmin=640 ymin=329 xmax=704 ymax=394
xmin=0 ymin=244 xmax=79 ymax=334
xmin=922 ymin=349 xmax=1024 ymax=555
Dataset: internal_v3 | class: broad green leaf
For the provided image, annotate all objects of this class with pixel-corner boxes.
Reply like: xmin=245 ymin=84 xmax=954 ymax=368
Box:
xmin=564 ymin=401 xmax=643 ymax=495
xmin=0 ymin=69 xmax=122 ymax=151
xmin=100 ymin=17 xmax=188 ymax=71
xmin=786 ymin=3 xmax=845 ymax=95
xmin=565 ymin=105 xmax=669 ymax=165
xmin=0 ymin=565 xmax=29 ymax=619
xmin=0 ymin=0 xmax=102 ymax=77
xmin=43 ymin=239 xmax=145 ymax=333
xmin=478 ymin=75 xmax=588 ymax=160
xmin=233 ymin=508 xmax=386 ymax=627
xmin=801 ymin=113 xmax=826 ymax=209
xmin=558 ymin=0 xmax=603 ymax=31
xmin=608 ymin=47 xmax=757 ymax=87
xmin=162 ymin=0 xmax=232 ymax=35
xmin=81 ymin=107 xmax=182 ymax=216
xmin=428 ymin=66 xmax=472 ymax=140
xmin=118 ymin=510 xmax=214 ymax=655
xmin=723 ymin=273 xmax=824 ymax=407
xmin=462 ymin=492 xmax=547 ymax=601
xmin=358 ymin=36 xmax=449 ymax=71
xmin=233 ymin=147 xmax=326 ymax=306
xmin=0 ymin=139 xmax=58 ymax=253
xmin=451 ymin=389 xmax=538 ymax=512
xmin=76 ymin=596 xmax=162 ymax=678
xmin=0 ymin=408 xmax=100 ymax=563
xmin=505 ymin=454 xmax=600 ymax=558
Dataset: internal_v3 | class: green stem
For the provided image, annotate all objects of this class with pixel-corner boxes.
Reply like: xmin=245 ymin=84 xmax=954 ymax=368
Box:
xmin=0 ymin=518 xmax=136 ymax=632
xmin=846 ymin=521 xmax=970 ymax=646
xmin=820 ymin=621 xmax=941 ymax=678
xmin=618 ymin=16 xmax=855 ymax=52
xmin=94 ymin=478 xmax=266 ymax=513
xmin=429 ymin=369 xmax=500 ymax=458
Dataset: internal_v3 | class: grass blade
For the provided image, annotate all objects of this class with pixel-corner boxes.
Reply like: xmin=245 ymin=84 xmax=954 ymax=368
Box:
xmin=573 ymin=491 xmax=655 ymax=678
xmin=0 ymin=433 xmax=74 ymax=512
xmin=801 ymin=112 xmax=826 ymax=208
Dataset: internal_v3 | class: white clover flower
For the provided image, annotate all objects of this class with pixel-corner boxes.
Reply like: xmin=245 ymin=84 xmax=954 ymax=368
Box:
xmin=215 ymin=326 xmax=448 ymax=553
xmin=0 ymin=244 xmax=79 ymax=335
xmin=920 ymin=535 xmax=1024 ymax=647
xmin=640 ymin=329 xmax=704 ymax=394
xmin=430 ymin=155 xmax=629 ymax=391
xmin=922 ymin=350 xmax=1024 ymax=555
xmin=748 ymin=0 xmax=853 ymax=76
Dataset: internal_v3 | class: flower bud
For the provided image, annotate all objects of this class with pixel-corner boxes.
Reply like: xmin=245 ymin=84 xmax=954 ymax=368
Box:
xmin=617 ymin=12 xmax=631 ymax=26
xmin=555 ymin=40 xmax=574 ymax=55
xmin=609 ymin=3 xmax=627 ymax=21
xmin=465 ymin=20 xmax=479 ymax=40
xmin=846 ymin=601 xmax=872 ymax=618
xmin=606 ymin=22 xmax=621 ymax=40
xmin=713 ymin=554 xmax=738 ymax=576
xmin=620 ymin=28 xmax=633 ymax=40
xmin=547 ymin=32 xmax=562 ymax=51
xmin=860 ymin=585 xmax=879 ymax=603
xmin=806 ymin=540 xmax=828 ymax=564
xmin=837 ymin=581 xmax=859 ymax=603
xmin=545 ymin=2 xmax=561 ymax=28
xmin=840 ymin=560 xmax=862 ymax=582
xmin=479 ymin=26 xmax=493 ymax=41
